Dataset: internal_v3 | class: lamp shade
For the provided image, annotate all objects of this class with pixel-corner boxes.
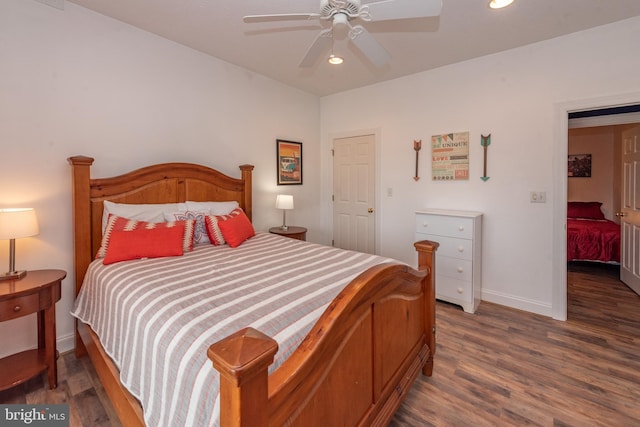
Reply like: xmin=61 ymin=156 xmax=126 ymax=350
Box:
xmin=0 ymin=208 xmax=39 ymax=240
xmin=275 ymin=195 xmax=294 ymax=210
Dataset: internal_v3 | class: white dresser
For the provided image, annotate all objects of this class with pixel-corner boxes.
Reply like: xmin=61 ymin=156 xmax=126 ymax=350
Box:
xmin=415 ymin=209 xmax=482 ymax=313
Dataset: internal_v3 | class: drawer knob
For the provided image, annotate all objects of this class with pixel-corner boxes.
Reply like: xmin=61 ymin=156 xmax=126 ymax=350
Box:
xmin=458 ymin=246 xmax=464 ymax=252
xmin=13 ymin=305 xmax=21 ymax=312
xmin=422 ymin=222 xmax=428 ymax=227
xmin=457 ymin=287 xmax=463 ymax=294
xmin=457 ymin=267 xmax=464 ymax=273
xmin=458 ymin=226 xmax=465 ymax=231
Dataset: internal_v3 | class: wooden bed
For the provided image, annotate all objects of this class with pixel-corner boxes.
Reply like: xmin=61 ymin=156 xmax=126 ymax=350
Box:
xmin=68 ymin=155 xmax=439 ymax=427
xmin=567 ymin=202 xmax=620 ymax=264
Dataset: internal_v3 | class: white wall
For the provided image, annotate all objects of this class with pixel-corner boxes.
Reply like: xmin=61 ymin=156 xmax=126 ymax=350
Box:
xmin=0 ymin=0 xmax=320 ymax=358
xmin=320 ymin=16 xmax=640 ymax=317
xmin=568 ymin=128 xmax=615 ymax=220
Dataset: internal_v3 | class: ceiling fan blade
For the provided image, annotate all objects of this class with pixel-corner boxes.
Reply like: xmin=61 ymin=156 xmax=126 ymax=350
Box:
xmin=359 ymin=0 xmax=443 ymax=22
xmin=243 ymin=13 xmax=321 ymax=23
xmin=348 ymin=25 xmax=391 ymax=67
xmin=300 ymin=29 xmax=333 ymax=68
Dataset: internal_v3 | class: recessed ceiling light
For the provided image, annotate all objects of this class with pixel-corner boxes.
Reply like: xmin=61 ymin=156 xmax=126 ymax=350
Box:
xmin=328 ymin=54 xmax=344 ymax=65
xmin=489 ymin=0 xmax=514 ymax=9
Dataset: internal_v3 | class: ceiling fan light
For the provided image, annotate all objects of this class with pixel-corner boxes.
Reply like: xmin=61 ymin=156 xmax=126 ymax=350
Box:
xmin=489 ymin=0 xmax=514 ymax=9
xmin=332 ymin=12 xmax=349 ymax=40
xmin=328 ymin=54 xmax=344 ymax=65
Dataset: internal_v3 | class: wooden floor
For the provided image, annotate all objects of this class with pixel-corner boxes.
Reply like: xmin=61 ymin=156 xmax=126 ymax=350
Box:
xmin=2 ymin=263 xmax=639 ymax=426
xmin=392 ymin=262 xmax=640 ymax=426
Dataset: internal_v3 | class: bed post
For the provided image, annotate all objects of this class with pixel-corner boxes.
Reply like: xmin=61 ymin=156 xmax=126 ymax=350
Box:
xmin=239 ymin=165 xmax=254 ymax=221
xmin=414 ymin=240 xmax=439 ymax=376
xmin=208 ymin=327 xmax=278 ymax=427
xmin=68 ymin=155 xmax=95 ymax=357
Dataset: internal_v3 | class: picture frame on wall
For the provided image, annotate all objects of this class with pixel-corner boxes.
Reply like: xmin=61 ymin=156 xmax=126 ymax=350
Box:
xmin=277 ymin=139 xmax=303 ymax=185
xmin=568 ymin=154 xmax=592 ymax=178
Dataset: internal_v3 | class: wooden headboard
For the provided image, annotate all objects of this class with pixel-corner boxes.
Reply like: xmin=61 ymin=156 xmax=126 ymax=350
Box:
xmin=68 ymin=156 xmax=254 ymax=297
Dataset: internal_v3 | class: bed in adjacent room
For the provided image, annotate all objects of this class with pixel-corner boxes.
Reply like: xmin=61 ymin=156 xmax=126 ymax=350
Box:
xmin=567 ymin=201 xmax=621 ymax=263
xmin=67 ymin=156 xmax=439 ymax=427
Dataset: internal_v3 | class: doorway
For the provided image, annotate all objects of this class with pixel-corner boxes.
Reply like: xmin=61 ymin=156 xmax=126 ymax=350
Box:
xmin=553 ymin=95 xmax=640 ymax=320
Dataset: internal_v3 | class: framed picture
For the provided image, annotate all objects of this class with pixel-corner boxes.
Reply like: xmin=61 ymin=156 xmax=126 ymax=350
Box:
xmin=568 ymin=154 xmax=592 ymax=178
xmin=277 ymin=139 xmax=303 ymax=185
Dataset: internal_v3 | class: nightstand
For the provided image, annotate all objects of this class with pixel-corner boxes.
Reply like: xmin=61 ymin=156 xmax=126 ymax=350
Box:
xmin=269 ymin=226 xmax=307 ymax=241
xmin=0 ymin=269 xmax=66 ymax=391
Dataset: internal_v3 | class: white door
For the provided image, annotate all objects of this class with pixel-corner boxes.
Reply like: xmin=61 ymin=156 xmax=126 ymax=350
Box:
xmin=332 ymin=134 xmax=375 ymax=253
xmin=620 ymin=125 xmax=640 ymax=295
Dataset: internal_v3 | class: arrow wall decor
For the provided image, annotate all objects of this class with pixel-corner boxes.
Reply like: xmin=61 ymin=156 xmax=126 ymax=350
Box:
xmin=481 ymin=134 xmax=491 ymax=181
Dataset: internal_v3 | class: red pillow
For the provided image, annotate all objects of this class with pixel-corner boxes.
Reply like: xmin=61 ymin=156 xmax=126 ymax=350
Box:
xmin=567 ymin=202 xmax=605 ymax=220
xmin=97 ymin=214 xmax=195 ymax=258
xmin=217 ymin=209 xmax=255 ymax=248
xmin=204 ymin=208 xmax=243 ymax=245
xmin=103 ymin=226 xmax=184 ymax=265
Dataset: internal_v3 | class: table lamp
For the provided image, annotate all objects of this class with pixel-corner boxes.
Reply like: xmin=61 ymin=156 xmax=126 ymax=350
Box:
xmin=0 ymin=208 xmax=39 ymax=281
xmin=275 ymin=195 xmax=294 ymax=231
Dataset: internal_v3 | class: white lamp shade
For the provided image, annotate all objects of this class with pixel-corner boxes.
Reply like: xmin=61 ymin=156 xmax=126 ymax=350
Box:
xmin=275 ymin=195 xmax=294 ymax=210
xmin=0 ymin=208 xmax=39 ymax=240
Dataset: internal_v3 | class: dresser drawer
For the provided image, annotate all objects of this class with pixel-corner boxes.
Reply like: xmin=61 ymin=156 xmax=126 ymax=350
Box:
xmin=416 ymin=233 xmax=472 ymax=261
xmin=0 ymin=292 xmax=40 ymax=321
xmin=415 ymin=214 xmax=474 ymax=240
xmin=436 ymin=275 xmax=473 ymax=303
xmin=437 ymin=256 xmax=473 ymax=282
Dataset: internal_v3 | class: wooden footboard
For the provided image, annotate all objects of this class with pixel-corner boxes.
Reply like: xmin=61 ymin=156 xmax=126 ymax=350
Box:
xmin=209 ymin=241 xmax=438 ymax=427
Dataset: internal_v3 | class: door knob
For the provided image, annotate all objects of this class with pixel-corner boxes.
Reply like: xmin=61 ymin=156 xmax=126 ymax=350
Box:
xmin=368 ymin=208 xmax=374 ymax=213
xmin=616 ymin=212 xmax=627 ymax=217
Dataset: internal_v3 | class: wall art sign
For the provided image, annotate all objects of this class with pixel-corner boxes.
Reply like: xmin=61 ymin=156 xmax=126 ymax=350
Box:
xmin=277 ymin=139 xmax=303 ymax=185
xmin=568 ymin=154 xmax=591 ymax=178
xmin=431 ymin=131 xmax=469 ymax=181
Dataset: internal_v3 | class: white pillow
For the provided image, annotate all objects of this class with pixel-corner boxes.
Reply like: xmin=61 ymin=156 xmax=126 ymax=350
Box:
xmin=102 ymin=201 xmax=187 ymax=234
xmin=185 ymin=201 xmax=239 ymax=215
xmin=163 ymin=210 xmax=210 ymax=244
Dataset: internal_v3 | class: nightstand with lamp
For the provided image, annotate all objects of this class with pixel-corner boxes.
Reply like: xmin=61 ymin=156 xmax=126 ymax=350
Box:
xmin=0 ymin=208 xmax=66 ymax=391
xmin=269 ymin=195 xmax=307 ymax=241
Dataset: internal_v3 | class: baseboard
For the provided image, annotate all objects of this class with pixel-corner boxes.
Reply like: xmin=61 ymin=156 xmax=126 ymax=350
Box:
xmin=481 ymin=289 xmax=552 ymax=317
xmin=57 ymin=332 xmax=76 ymax=354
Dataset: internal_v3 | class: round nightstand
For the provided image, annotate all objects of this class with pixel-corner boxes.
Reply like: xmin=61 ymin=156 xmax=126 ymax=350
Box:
xmin=0 ymin=269 xmax=66 ymax=391
xmin=269 ymin=226 xmax=307 ymax=241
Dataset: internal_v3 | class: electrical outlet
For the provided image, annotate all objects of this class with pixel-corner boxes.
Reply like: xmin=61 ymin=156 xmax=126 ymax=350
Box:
xmin=530 ymin=191 xmax=546 ymax=203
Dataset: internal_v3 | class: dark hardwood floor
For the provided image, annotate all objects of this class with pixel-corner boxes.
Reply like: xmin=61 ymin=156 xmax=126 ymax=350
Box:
xmin=392 ymin=262 xmax=640 ymax=426
xmin=2 ymin=263 xmax=639 ymax=426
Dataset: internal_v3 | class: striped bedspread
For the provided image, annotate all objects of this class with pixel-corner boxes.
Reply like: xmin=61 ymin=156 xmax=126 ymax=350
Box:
xmin=72 ymin=232 xmax=395 ymax=427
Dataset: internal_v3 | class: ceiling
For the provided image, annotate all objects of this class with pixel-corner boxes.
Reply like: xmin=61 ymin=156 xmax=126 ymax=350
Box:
xmin=62 ymin=0 xmax=640 ymax=97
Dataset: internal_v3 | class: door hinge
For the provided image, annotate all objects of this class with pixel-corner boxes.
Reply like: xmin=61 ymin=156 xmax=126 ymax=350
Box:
xmin=332 ymin=239 xmax=334 ymax=246
xmin=331 ymin=149 xmax=334 ymax=156
xmin=332 ymin=194 xmax=334 ymax=202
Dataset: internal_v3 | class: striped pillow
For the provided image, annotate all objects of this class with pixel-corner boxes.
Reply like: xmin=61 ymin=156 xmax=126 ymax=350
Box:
xmin=164 ymin=210 xmax=210 ymax=244
xmin=96 ymin=214 xmax=195 ymax=259
xmin=204 ymin=208 xmax=243 ymax=245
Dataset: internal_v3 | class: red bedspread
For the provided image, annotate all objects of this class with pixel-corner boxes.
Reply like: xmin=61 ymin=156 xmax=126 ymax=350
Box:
xmin=567 ymin=219 xmax=620 ymax=263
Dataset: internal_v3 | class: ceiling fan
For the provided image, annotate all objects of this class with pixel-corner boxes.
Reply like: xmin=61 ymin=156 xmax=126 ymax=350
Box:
xmin=243 ymin=0 xmax=443 ymax=68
